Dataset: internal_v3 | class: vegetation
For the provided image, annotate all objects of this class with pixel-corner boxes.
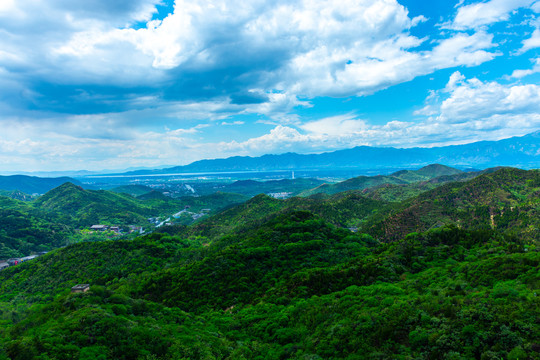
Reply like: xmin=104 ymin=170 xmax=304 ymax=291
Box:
xmin=300 ymin=164 xmax=468 ymax=197
xmin=0 ymin=183 xmax=248 ymax=257
xmin=0 ymin=167 xmax=538 ymax=359
xmin=111 ymin=185 xmax=155 ymax=197
xmin=219 ymin=178 xmax=327 ymax=197
xmin=0 ymin=212 xmax=537 ymax=359
xmin=363 ymin=168 xmax=540 ymax=241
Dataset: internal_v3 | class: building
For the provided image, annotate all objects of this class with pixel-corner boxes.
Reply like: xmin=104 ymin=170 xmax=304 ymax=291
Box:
xmin=71 ymin=284 xmax=90 ymax=293
xmin=268 ymin=192 xmax=292 ymax=199
xmin=90 ymin=225 xmax=108 ymax=231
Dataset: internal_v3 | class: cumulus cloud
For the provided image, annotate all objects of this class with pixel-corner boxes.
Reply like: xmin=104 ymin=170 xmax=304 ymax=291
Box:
xmin=510 ymin=57 xmax=540 ymax=77
xmin=217 ymin=125 xmax=309 ymax=154
xmin=0 ymin=0 xmax=500 ymax=117
xmin=520 ymin=29 xmax=540 ymax=53
xmin=448 ymin=0 xmax=535 ymax=30
xmin=436 ymin=72 xmax=540 ymax=123
xmin=300 ymin=114 xmax=368 ymax=136
xmin=211 ymin=72 xmax=540 ymax=156
xmin=0 ymin=0 xmax=536 ymax=171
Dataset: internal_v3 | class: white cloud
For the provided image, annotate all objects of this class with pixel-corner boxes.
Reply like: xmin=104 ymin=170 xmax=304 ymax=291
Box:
xmin=510 ymin=57 xmax=540 ymax=77
xmin=221 ymin=121 xmax=245 ymax=126
xmin=0 ymin=0 xmax=532 ymax=171
xmin=300 ymin=114 xmax=367 ymax=136
xmin=449 ymin=0 xmax=535 ymax=30
xmin=285 ymin=30 xmax=496 ymax=97
xmin=212 ymin=73 xmax=540 ymax=156
xmin=167 ymin=124 xmax=209 ymax=135
xmin=216 ymin=125 xmax=310 ymax=154
xmin=520 ymin=29 xmax=540 ymax=53
xmin=0 ymin=0 xmax=500 ymax=108
xmin=436 ymin=72 xmax=540 ymax=123
xmin=444 ymin=71 xmax=466 ymax=92
xmin=0 ymin=0 xmax=18 ymax=15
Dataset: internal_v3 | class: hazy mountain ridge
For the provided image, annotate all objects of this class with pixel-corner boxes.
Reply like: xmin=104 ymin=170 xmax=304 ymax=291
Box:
xmin=121 ymin=131 xmax=540 ymax=175
xmin=0 ymin=175 xmax=82 ymax=195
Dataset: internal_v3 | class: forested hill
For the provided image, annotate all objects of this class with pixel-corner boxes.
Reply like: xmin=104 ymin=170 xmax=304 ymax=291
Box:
xmin=171 ymin=167 xmax=539 ymax=246
xmin=0 ymin=210 xmax=537 ymax=359
xmin=299 ymin=164 xmax=467 ymax=196
xmin=174 ymin=191 xmax=385 ymax=243
xmin=363 ymin=167 xmax=540 ymax=241
xmin=0 ymin=183 xmax=248 ymax=258
xmin=0 ymin=167 xmax=538 ymax=359
xmin=34 ymin=182 xmax=175 ymax=227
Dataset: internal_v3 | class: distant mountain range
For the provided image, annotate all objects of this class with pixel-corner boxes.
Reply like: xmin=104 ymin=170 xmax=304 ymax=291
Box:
xmin=0 ymin=175 xmax=82 ymax=195
xmin=122 ymin=131 xmax=540 ymax=175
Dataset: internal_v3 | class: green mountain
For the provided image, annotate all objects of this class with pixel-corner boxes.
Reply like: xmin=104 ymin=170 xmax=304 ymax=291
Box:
xmin=136 ymin=190 xmax=169 ymax=201
xmin=34 ymin=182 xmax=165 ymax=227
xmin=0 ymin=168 xmax=538 ymax=359
xmin=299 ymin=164 xmax=464 ymax=197
xmin=362 ymin=172 xmax=479 ymax=203
xmin=412 ymin=163 xmax=463 ymax=178
xmin=0 ymin=196 xmax=73 ymax=258
xmin=363 ymin=168 xmax=540 ymax=241
xmin=33 ymin=183 xmax=249 ymax=228
xmin=178 ymin=191 xmax=385 ymax=243
xmin=0 ymin=211 xmax=537 ymax=359
xmin=0 ymin=183 xmax=250 ymax=257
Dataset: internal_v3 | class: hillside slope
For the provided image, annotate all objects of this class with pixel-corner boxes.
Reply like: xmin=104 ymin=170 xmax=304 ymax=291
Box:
xmin=0 ymin=196 xmax=73 ymax=258
xmin=363 ymin=168 xmax=540 ymax=241
xmin=177 ymin=191 xmax=386 ymax=243
xmin=34 ymin=182 xmax=165 ymax=227
xmin=299 ymin=164 xmax=465 ymax=197
xmin=0 ymin=211 xmax=537 ymax=359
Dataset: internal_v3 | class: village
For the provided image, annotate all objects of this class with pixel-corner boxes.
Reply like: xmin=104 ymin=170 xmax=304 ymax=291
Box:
xmin=0 ymin=205 xmax=215 ymax=272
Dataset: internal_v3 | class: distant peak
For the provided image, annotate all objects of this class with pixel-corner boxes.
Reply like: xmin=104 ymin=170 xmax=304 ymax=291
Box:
xmin=415 ymin=164 xmax=462 ymax=177
xmin=58 ymin=182 xmax=84 ymax=190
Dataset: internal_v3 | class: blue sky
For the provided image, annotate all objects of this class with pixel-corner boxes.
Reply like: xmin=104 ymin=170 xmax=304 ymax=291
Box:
xmin=0 ymin=0 xmax=539 ymax=172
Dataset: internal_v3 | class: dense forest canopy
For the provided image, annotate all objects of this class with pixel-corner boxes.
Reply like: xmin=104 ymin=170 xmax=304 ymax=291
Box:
xmin=0 ymin=167 xmax=538 ymax=359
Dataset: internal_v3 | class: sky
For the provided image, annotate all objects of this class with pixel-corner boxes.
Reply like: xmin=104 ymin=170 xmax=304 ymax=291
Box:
xmin=1 ymin=0 xmax=540 ymax=172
